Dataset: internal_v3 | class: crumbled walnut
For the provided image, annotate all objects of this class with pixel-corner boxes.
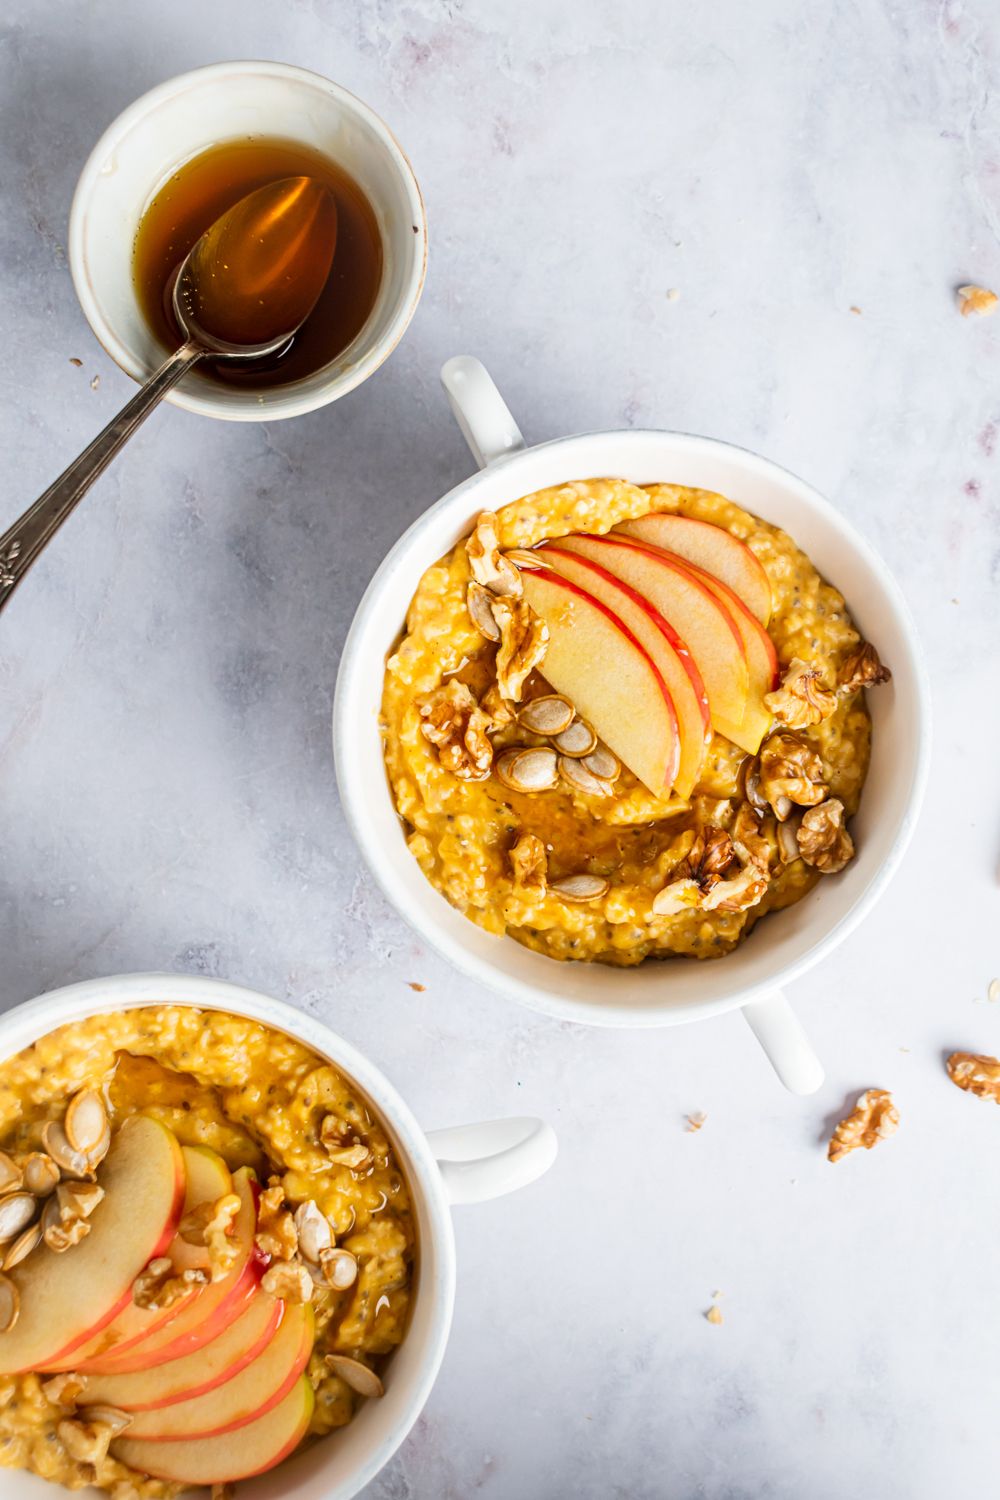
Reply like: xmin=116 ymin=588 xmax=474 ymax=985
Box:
xmin=946 ymin=1052 xmax=1000 ymax=1101
xmin=797 ymin=798 xmax=854 ymax=874
xmin=132 ymin=1257 xmax=207 ymax=1311
xmin=731 ymin=803 xmax=771 ymax=871
xmin=466 ymin=581 xmax=501 ymax=641
xmin=466 ymin=511 xmax=522 ymax=596
xmin=758 ymin=732 xmax=827 ymax=817
xmin=179 ymin=1192 xmax=241 ymax=1282
xmin=957 ymin=284 xmax=998 ymax=317
xmin=41 ymin=1373 xmax=87 ymax=1409
xmin=837 ymin=642 xmax=891 ymax=696
xmin=56 ymin=1410 xmax=130 ymax=1465
xmin=491 ymin=596 xmax=549 ymax=703
xmin=827 ymin=1089 xmax=899 ymax=1162
xmin=509 ymin=832 xmax=547 ymax=895
xmin=706 ymin=1304 xmax=724 ymax=1325
xmin=764 ymin=658 xmax=837 ymax=729
xmin=261 ymin=1259 xmax=314 ymax=1303
xmin=419 ymin=680 xmax=493 ymax=780
xmin=256 ymin=1180 xmax=298 ymax=1262
xmin=325 ymin=1142 xmax=372 ymax=1171
xmin=481 ymin=682 xmax=515 ymax=728
xmin=685 ymin=1113 xmax=706 ymax=1133
xmin=653 ymin=827 xmax=767 ymax=915
xmin=651 ymin=876 xmax=702 ymax=917
xmin=700 ymin=841 xmax=770 ymax=912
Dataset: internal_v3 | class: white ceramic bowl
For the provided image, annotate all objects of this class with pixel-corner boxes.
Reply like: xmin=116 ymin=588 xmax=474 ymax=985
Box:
xmin=0 ymin=972 xmax=556 ymax=1500
xmin=334 ymin=357 xmax=932 ymax=1093
xmin=68 ymin=62 xmax=427 ymax=422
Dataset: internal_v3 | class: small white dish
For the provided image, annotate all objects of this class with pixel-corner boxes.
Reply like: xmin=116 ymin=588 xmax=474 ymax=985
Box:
xmin=333 ymin=356 xmax=932 ymax=1094
xmin=0 ymin=972 xmax=556 ymax=1500
xmin=68 ymin=61 xmax=427 ymax=422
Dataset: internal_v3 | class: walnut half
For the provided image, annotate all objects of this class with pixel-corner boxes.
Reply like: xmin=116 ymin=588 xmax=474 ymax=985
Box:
xmin=509 ymin=832 xmax=547 ymax=896
xmin=827 ymin=1089 xmax=899 ymax=1163
xmin=838 ymin=642 xmax=891 ymax=696
xmin=946 ymin=1052 xmax=1000 ymax=1102
xmin=764 ymin=658 xmax=837 ymax=730
xmin=757 ymin=732 xmax=827 ymax=819
xmin=419 ymin=681 xmax=494 ymax=781
xmin=797 ymin=798 xmax=854 ymax=874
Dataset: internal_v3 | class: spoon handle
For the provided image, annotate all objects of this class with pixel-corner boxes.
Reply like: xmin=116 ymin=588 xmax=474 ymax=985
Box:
xmin=0 ymin=341 xmax=204 ymax=615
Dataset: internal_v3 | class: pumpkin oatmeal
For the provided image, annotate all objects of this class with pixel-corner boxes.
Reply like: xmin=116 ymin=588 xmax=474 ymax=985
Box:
xmin=381 ymin=478 xmax=890 ymax=965
xmin=0 ymin=1006 xmax=415 ymax=1496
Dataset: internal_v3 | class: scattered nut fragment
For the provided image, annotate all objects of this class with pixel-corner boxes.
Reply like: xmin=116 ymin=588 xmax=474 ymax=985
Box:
xmin=738 ymin=758 xmax=770 ymax=814
xmin=549 ymin=873 xmax=609 ymax=903
xmin=491 ymin=595 xmax=549 ymax=702
xmin=466 ymin=511 xmax=522 ymax=597
xmin=420 ymin=681 xmax=493 ymax=781
xmin=705 ymin=1304 xmax=724 ymax=1325
xmin=79 ymin=1405 xmax=132 ymax=1436
xmin=256 ymin=1180 xmax=298 ymax=1261
xmin=57 ymin=1410 xmax=127 ymax=1465
xmin=41 ymin=1373 xmax=88 ymax=1408
xmin=837 ymin=642 xmax=891 ymax=696
xmin=293 ymin=1200 xmax=333 ymax=1265
xmin=0 ymin=1191 xmax=38 ymax=1246
xmin=325 ymin=1142 xmax=373 ymax=1172
xmin=466 ymin=581 xmax=500 ymax=642
xmin=64 ymin=1090 xmax=108 ymax=1157
xmin=261 ymin=1259 xmax=314 ymax=1303
xmin=41 ymin=1120 xmax=93 ymax=1180
xmin=764 ymin=658 xmax=837 ymax=729
xmin=827 ymin=1089 xmax=899 ymax=1163
xmin=797 ymin=799 xmax=854 ymax=874
xmin=56 ymin=1180 xmax=105 ymax=1222
xmin=686 ymin=1112 xmax=706 ymax=1133
xmin=775 ymin=812 xmax=803 ymax=865
xmin=3 ymin=1221 xmax=42 ymax=1270
xmin=481 ymin=682 xmax=515 ymax=728
xmin=180 ymin=1193 xmax=241 ymax=1279
xmin=22 ymin=1153 xmax=60 ymax=1197
xmin=758 ymin=732 xmax=827 ymax=815
xmin=324 ymin=1354 xmax=384 ymax=1398
xmin=132 ymin=1256 xmax=207 ymax=1310
xmin=946 ymin=1052 xmax=1000 ymax=1102
xmin=651 ymin=877 xmax=701 ymax=917
xmin=0 ymin=1152 xmax=21 ymax=1194
xmin=318 ymin=1247 xmax=358 ymax=1291
xmin=957 ymin=284 xmax=998 ymax=317
xmin=516 ymin=694 xmax=575 ymax=736
xmin=553 ymin=719 xmax=597 ymax=757
xmin=509 ymin=832 xmax=547 ymax=895
xmin=495 ymin=746 xmax=559 ymax=794
xmin=0 ymin=1273 xmax=19 ymax=1332
xmin=558 ymin=755 xmax=612 ymax=797
xmin=581 ymin=745 xmax=620 ymax=783
xmin=989 ymin=978 xmax=1000 ymax=1005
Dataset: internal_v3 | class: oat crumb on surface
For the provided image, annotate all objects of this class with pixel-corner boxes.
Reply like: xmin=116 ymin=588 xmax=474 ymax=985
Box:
xmin=849 ymin=305 xmax=862 ymax=315
xmin=706 ymin=1303 xmax=723 ymax=1325
xmin=90 ymin=374 xmax=100 ymax=390
xmin=827 ymin=1089 xmax=899 ymax=1162
xmin=957 ymin=284 xmax=998 ymax=317
xmin=666 ymin=287 xmax=680 ymax=302
xmin=987 ymin=978 xmax=1000 ymax=1004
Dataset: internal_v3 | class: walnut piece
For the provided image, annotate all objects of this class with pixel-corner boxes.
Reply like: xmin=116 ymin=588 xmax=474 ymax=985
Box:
xmin=837 ymin=641 xmax=892 ymax=696
xmin=256 ymin=1180 xmax=298 ymax=1262
xmin=758 ymin=732 xmax=827 ymax=818
xmin=179 ymin=1192 xmax=241 ymax=1282
xmin=958 ymin=284 xmax=998 ymax=318
xmin=797 ymin=798 xmax=854 ymax=874
xmin=946 ymin=1052 xmax=1000 ymax=1101
xmin=41 ymin=1373 xmax=87 ymax=1409
xmin=466 ymin=511 xmax=522 ymax=596
xmin=827 ymin=1089 xmax=899 ymax=1162
xmin=132 ymin=1256 xmax=208 ymax=1311
xmin=764 ymin=658 xmax=837 ymax=730
xmin=481 ymin=683 xmax=515 ymax=728
xmin=652 ymin=826 xmax=768 ymax=916
xmin=261 ymin=1259 xmax=314 ymax=1304
xmin=700 ymin=841 xmax=770 ymax=912
xmin=56 ymin=1407 xmax=132 ymax=1465
xmin=491 ymin=596 xmax=549 ymax=703
xmin=509 ymin=832 xmax=547 ymax=895
xmin=419 ymin=681 xmax=493 ymax=780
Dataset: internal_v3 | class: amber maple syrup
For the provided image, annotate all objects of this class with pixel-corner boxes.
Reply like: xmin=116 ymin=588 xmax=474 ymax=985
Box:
xmin=133 ymin=137 xmax=383 ymax=389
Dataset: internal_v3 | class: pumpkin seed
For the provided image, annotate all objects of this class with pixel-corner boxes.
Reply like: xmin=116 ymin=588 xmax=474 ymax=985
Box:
xmin=41 ymin=1121 xmax=92 ymax=1180
xmin=319 ymin=1247 xmax=358 ymax=1291
xmin=466 ymin=582 xmax=501 ymax=642
xmin=2 ymin=1221 xmax=42 ymax=1271
xmin=22 ymin=1153 xmax=60 ymax=1197
xmin=549 ymin=874 xmax=610 ymax=903
xmin=0 ymin=1192 xmax=37 ymax=1246
xmin=293 ymin=1201 xmax=332 ymax=1265
xmin=558 ymin=756 xmax=612 ymax=797
xmin=553 ymin=719 xmax=597 ymax=757
xmin=0 ymin=1273 xmax=19 ymax=1332
xmin=0 ymin=1153 xmax=21 ymax=1194
xmin=739 ymin=758 xmax=768 ymax=813
xmin=324 ymin=1353 xmax=384 ymax=1398
xmin=79 ymin=1404 xmax=132 ymax=1435
xmin=495 ymin=746 xmax=559 ymax=794
xmin=85 ymin=1122 xmax=111 ymax=1172
xmin=516 ymin=695 xmax=575 ymax=736
xmin=776 ymin=814 xmax=802 ymax=864
xmin=581 ymin=745 xmax=620 ymax=782
xmin=64 ymin=1090 xmax=108 ymax=1156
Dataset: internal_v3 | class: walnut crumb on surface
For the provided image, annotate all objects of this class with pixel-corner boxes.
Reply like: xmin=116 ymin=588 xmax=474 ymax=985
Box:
xmin=946 ymin=1052 xmax=1000 ymax=1102
xmin=957 ymin=284 xmax=998 ymax=317
xmin=706 ymin=1303 xmax=723 ymax=1325
xmin=828 ymin=1089 xmax=899 ymax=1162
xmin=685 ymin=1112 xmax=707 ymax=1133
xmin=69 ymin=356 xmax=83 ymax=367
xmin=407 ymin=981 xmax=426 ymax=993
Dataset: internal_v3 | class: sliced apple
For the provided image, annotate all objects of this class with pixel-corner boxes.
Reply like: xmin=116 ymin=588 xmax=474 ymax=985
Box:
xmin=678 ymin=557 xmax=780 ymax=754
xmin=615 ymin=512 xmax=772 ymax=625
xmin=78 ymin=1167 xmax=262 ymax=1376
xmin=123 ymin=1301 xmax=313 ymax=1440
xmin=536 ymin=546 xmax=711 ymax=797
xmin=0 ymin=1117 xmax=184 ymax=1375
xmin=547 ymin=534 xmax=749 ymax=731
xmin=171 ymin=1145 xmax=233 ymax=1274
xmin=519 ymin=567 xmax=681 ymax=796
xmin=83 ymin=1292 xmax=283 ymax=1413
xmin=112 ymin=1375 xmax=314 ymax=1485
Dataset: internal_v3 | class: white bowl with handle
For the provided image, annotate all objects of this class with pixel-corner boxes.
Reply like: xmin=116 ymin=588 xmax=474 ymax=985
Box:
xmin=333 ymin=356 xmax=931 ymax=1094
xmin=0 ymin=971 xmax=557 ymax=1500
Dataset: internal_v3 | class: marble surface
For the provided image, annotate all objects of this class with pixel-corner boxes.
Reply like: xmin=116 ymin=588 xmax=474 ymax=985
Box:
xmin=2 ymin=1 xmax=1000 ymax=1494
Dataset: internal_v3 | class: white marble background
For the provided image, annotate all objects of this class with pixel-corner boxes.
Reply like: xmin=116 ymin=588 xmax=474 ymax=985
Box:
xmin=2 ymin=1 xmax=1000 ymax=1495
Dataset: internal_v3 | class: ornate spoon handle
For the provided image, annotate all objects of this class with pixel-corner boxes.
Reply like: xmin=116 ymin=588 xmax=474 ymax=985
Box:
xmin=0 ymin=342 xmax=203 ymax=614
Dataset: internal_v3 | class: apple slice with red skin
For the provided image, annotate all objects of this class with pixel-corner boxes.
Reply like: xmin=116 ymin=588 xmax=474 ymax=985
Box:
xmin=46 ymin=1143 xmax=235 ymax=1371
xmin=0 ymin=1117 xmax=185 ymax=1376
xmin=535 ymin=546 xmax=711 ymax=797
xmin=519 ymin=567 xmax=681 ymax=796
xmin=615 ymin=512 xmax=773 ymax=625
xmin=675 ymin=555 xmax=779 ymax=754
xmin=122 ymin=1301 xmax=313 ymax=1440
xmin=78 ymin=1167 xmax=262 ymax=1376
xmin=551 ymin=534 xmax=750 ymax=732
xmin=113 ymin=1375 xmax=315 ymax=1485
xmin=83 ymin=1292 xmax=284 ymax=1413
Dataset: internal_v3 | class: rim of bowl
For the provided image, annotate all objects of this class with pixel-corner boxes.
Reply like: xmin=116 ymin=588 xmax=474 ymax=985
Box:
xmin=0 ymin=972 xmax=455 ymax=1499
xmin=332 ymin=425 xmax=932 ymax=1028
xmin=67 ymin=61 xmax=428 ymax=423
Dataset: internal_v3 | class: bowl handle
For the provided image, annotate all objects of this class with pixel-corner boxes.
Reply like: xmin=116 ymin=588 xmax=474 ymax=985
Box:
xmin=426 ymin=1117 xmax=558 ymax=1205
xmin=742 ymin=990 xmax=825 ymax=1095
xmin=441 ymin=355 xmax=525 ymax=469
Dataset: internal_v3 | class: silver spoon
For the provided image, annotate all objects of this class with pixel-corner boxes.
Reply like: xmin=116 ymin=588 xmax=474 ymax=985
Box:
xmin=0 ymin=175 xmax=337 ymax=614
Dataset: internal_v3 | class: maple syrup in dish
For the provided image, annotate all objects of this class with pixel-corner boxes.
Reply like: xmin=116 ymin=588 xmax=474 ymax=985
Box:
xmin=133 ymin=138 xmax=383 ymax=389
